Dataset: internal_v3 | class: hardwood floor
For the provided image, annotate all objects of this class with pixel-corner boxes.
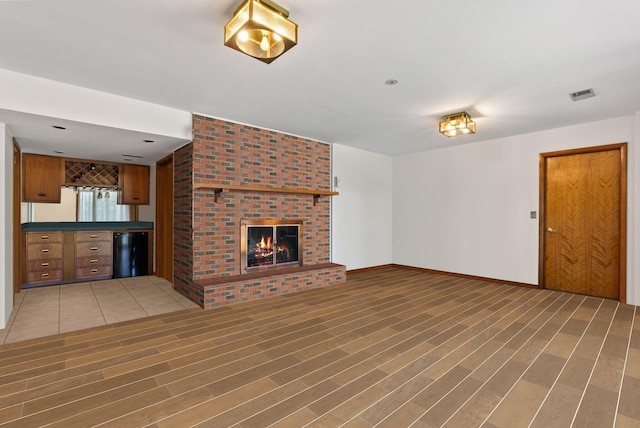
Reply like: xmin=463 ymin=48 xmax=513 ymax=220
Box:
xmin=0 ymin=267 xmax=638 ymax=427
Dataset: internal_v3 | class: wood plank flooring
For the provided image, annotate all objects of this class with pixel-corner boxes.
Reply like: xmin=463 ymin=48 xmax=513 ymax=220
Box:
xmin=0 ymin=267 xmax=638 ymax=427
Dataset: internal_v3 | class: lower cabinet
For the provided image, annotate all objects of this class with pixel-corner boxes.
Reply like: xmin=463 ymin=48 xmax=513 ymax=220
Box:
xmin=24 ymin=230 xmax=114 ymax=287
xmin=75 ymin=231 xmax=113 ymax=279
xmin=23 ymin=228 xmax=152 ymax=287
xmin=25 ymin=232 xmax=64 ymax=284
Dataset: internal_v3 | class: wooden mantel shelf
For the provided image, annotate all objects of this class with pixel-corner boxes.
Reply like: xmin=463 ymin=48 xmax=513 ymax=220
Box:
xmin=193 ymin=183 xmax=339 ymax=205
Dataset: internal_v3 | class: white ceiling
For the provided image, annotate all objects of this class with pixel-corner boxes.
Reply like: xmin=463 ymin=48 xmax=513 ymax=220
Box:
xmin=1 ymin=0 xmax=639 ymax=161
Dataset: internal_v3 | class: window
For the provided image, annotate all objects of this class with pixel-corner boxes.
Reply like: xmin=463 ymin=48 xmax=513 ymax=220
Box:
xmin=78 ymin=190 xmax=130 ymax=222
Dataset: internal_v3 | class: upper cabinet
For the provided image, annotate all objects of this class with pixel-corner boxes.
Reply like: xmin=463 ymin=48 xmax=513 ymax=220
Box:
xmin=23 ymin=153 xmax=63 ymax=203
xmin=22 ymin=154 xmax=151 ymax=206
xmin=118 ymin=164 xmax=150 ymax=205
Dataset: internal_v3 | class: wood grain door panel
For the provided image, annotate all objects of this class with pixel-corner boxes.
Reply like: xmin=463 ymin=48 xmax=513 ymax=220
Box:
xmin=156 ymin=154 xmax=174 ymax=284
xmin=541 ymin=144 xmax=626 ymax=301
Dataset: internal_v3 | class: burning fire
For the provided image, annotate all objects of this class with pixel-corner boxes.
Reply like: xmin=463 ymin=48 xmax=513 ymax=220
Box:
xmin=251 ymin=235 xmax=289 ymax=265
xmin=259 ymin=236 xmax=272 ymax=249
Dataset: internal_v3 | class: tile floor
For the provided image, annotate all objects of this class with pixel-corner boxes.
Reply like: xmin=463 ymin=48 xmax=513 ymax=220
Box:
xmin=0 ymin=276 xmax=199 ymax=344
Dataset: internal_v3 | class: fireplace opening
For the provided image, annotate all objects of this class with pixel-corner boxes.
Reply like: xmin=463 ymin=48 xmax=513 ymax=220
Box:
xmin=241 ymin=220 xmax=302 ymax=273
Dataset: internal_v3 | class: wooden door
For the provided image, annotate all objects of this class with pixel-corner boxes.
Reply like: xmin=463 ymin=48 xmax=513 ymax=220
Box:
xmin=155 ymin=155 xmax=174 ymax=284
xmin=540 ymin=143 xmax=627 ymax=301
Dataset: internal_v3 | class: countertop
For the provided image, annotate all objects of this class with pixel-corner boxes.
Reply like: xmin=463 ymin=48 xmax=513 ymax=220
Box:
xmin=21 ymin=221 xmax=154 ymax=232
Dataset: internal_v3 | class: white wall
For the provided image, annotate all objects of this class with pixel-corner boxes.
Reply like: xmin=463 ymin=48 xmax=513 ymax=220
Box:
xmin=332 ymin=144 xmax=393 ymax=270
xmin=393 ymin=116 xmax=638 ymax=304
xmin=1 ymin=124 xmax=13 ymax=329
xmin=138 ymin=163 xmax=156 ymax=223
xmin=0 ymin=69 xmax=191 ymax=140
xmin=30 ymin=187 xmax=77 ymax=222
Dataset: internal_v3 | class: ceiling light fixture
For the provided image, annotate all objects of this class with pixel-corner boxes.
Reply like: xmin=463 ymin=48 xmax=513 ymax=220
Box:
xmin=224 ymin=0 xmax=298 ymax=64
xmin=439 ymin=111 xmax=476 ymax=137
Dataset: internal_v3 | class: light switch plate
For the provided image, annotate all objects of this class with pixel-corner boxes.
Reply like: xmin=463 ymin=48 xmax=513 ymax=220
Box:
xmin=530 ymin=211 xmax=537 ymax=219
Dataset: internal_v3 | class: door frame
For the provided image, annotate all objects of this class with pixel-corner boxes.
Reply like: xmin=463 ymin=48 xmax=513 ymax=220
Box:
xmin=538 ymin=142 xmax=627 ymax=303
xmin=13 ymin=139 xmax=22 ymax=297
xmin=155 ymin=153 xmax=174 ymax=285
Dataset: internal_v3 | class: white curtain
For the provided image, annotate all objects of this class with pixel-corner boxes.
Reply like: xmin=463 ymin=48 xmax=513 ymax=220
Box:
xmin=78 ymin=190 xmax=130 ymax=222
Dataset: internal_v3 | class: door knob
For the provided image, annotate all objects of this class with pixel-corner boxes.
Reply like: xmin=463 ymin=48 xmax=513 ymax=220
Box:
xmin=546 ymin=227 xmax=556 ymax=233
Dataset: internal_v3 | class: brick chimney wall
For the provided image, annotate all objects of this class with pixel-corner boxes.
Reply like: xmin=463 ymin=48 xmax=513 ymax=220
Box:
xmin=173 ymin=114 xmax=345 ymax=308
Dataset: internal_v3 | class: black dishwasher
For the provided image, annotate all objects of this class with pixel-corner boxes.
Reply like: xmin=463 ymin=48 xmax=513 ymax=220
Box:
xmin=113 ymin=232 xmax=149 ymax=278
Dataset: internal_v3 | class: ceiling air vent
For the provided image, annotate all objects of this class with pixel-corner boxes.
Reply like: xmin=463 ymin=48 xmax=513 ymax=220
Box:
xmin=569 ymin=88 xmax=595 ymax=101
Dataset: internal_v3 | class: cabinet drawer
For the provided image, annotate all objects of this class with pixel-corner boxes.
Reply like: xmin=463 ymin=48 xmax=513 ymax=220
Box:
xmin=76 ymin=231 xmax=112 ymax=242
xmin=76 ymin=265 xmax=112 ymax=279
xmin=27 ymin=243 xmax=63 ymax=259
xmin=76 ymin=256 xmax=112 ymax=268
xmin=27 ymin=270 xmax=63 ymax=283
xmin=27 ymin=259 xmax=64 ymax=272
xmin=76 ymin=242 xmax=112 ymax=257
xmin=26 ymin=232 xmax=63 ymax=243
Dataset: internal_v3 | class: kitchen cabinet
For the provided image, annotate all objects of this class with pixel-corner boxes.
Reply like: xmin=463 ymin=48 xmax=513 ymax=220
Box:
xmin=22 ymin=153 xmax=63 ymax=203
xmin=21 ymin=222 xmax=154 ymax=288
xmin=25 ymin=232 xmax=64 ymax=284
xmin=75 ymin=231 xmax=113 ymax=279
xmin=118 ymin=164 xmax=150 ymax=205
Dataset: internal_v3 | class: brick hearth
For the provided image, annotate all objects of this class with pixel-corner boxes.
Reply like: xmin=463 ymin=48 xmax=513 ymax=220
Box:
xmin=173 ymin=114 xmax=346 ymax=308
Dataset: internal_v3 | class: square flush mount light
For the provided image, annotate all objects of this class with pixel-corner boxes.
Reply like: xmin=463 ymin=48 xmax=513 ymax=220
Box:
xmin=224 ymin=0 xmax=298 ymax=64
xmin=439 ymin=111 xmax=476 ymax=137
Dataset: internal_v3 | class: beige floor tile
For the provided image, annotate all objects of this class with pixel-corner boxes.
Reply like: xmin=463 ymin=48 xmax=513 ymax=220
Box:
xmin=0 ymin=292 xmax=25 ymax=344
xmin=100 ymin=304 xmax=148 ymax=324
xmin=6 ymin=322 xmax=59 ymax=342
xmin=4 ymin=276 xmax=193 ymax=344
xmin=60 ymin=315 xmax=106 ymax=333
xmin=143 ymin=301 xmax=189 ymax=316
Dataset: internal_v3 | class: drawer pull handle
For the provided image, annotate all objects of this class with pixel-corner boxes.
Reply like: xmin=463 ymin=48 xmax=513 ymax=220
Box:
xmin=41 ymin=273 xmax=49 ymax=278
xmin=90 ymin=269 xmax=99 ymax=274
xmin=90 ymin=234 xmax=99 ymax=238
xmin=41 ymin=262 xmax=49 ymax=267
xmin=41 ymin=235 xmax=50 ymax=240
xmin=37 ymin=192 xmax=47 ymax=197
xmin=41 ymin=249 xmax=49 ymax=253
xmin=90 ymin=259 xmax=99 ymax=263
xmin=90 ymin=247 xmax=99 ymax=251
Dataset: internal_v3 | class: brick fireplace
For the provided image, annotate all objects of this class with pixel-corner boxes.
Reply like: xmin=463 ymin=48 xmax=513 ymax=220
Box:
xmin=173 ymin=114 xmax=346 ymax=308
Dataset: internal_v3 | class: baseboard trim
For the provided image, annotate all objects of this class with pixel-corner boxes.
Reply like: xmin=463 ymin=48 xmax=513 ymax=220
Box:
xmin=346 ymin=264 xmax=395 ymax=274
xmin=347 ymin=264 xmax=539 ymax=289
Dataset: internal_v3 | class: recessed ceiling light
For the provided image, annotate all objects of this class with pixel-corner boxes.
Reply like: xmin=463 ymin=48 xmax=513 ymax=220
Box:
xmin=52 ymin=125 xmax=66 ymax=130
xmin=143 ymin=139 xmax=155 ymax=143
xmin=122 ymin=154 xmax=144 ymax=159
xmin=53 ymin=150 xmax=64 ymax=154
xmin=123 ymin=158 xmax=133 ymax=162
xmin=384 ymin=79 xmax=398 ymax=86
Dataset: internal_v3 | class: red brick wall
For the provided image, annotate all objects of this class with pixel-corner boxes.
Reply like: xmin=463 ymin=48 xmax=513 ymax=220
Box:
xmin=191 ymin=115 xmax=332 ymax=280
xmin=200 ymin=264 xmax=345 ymax=309
xmin=173 ymin=114 xmax=345 ymax=307
xmin=173 ymin=143 xmax=194 ymax=300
